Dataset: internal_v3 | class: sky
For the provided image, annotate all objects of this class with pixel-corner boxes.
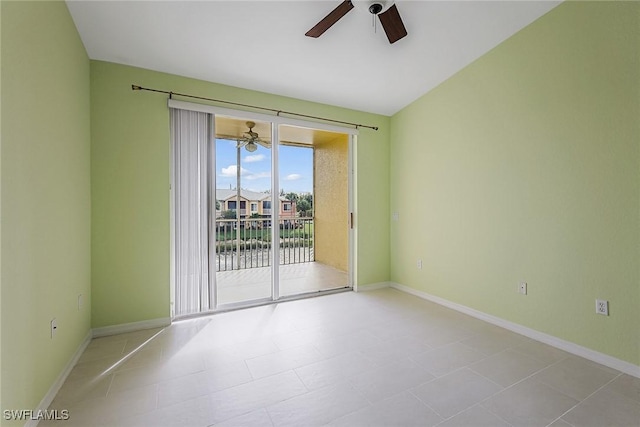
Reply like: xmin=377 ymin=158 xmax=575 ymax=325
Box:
xmin=216 ymin=139 xmax=313 ymax=194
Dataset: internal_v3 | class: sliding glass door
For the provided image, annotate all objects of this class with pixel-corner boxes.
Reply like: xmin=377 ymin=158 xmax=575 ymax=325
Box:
xmin=277 ymin=124 xmax=350 ymax=298
xmin=170 ymin=101 xmax=354 ymax=317
xmin=214 ymin=118 xmax=274 ymax=307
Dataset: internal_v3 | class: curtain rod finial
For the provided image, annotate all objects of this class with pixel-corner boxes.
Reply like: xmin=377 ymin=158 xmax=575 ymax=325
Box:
xmin=132 ymin=85 xmax=142 ymax=91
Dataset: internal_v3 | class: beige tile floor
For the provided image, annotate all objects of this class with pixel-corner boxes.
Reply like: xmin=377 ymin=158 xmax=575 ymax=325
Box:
xmin=43 ymin=289 xmax=640 ymax=427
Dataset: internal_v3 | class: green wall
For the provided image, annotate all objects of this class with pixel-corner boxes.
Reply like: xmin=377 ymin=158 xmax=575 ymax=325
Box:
xmin=390 ymin=1 xmax=639 ymax=365
xmin=90 ymin=61 xmax=390 ymax=328
xmin=1 ymin=0 xmax=91 ymax=421
xmin=5 ymin=1 xmax=635 ymax=419
xmin=0 ymin=0 xmax=4 ymax=413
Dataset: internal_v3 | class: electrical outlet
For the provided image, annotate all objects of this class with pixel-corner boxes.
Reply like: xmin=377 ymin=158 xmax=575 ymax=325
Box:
xmin=518 ymin=282 xmax=527 ymax=295
xmin=417 ymin=259 xmax=422 ymax=270
xmin=392 ymin=212 xmax=399 ymax=221
xmin=596 ymin=299 xmax=609 ymax=316
xmin=51 ymin=318 xmax=58 ymax=338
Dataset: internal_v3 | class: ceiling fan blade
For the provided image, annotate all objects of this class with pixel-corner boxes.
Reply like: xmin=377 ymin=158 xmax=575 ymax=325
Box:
xmin=256 ymin=140 xmax=271 ymax=149
xmin=305 ymin=1 xmax=354 ymax=38
xmin=378 ymin=4 xmax=407 ymax=44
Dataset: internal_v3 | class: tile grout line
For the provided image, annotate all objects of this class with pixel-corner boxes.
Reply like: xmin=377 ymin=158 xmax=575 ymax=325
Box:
xmin=242 ymin=356 xmax=256 ymax=381
xmin=440 ymin=355 xmax=578 ymax=424
xmin=265 ymin=405 xmax=276 ymax=427
xmin=542 ymin=372 xmax=623 ymax=427
xmin=466 ymin=366 xmax=508 ymax=390
xmin=341 ymin=379 xmax=378 ymax=420
xmin=104 ymin=369 xmax=116 ymax=398
xmin=473 ymin=352 xmax=572 ymax=396
xmin=407 ymin=364 xmax=511 ymax=426
xmin=407 ymin=387 xmax=448 ymax=424
xmin=462 ymin=344 xmax=558 ymax=389
xmin=480 ymin=403 xmax=515 ymax=427
xmin=291 ymin=366 xmax=312 ymax=393
xmin=431 ymin=402 xmax=514 ymax=427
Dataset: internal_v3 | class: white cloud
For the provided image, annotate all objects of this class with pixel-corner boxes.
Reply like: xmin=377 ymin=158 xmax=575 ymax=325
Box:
xmin=221 ymin=165 xmax=270 ymax=181
xmin=245 ymin=172 xmax=271 ymax=181
xmin=283 ymin=173 xmax=302 ymax=181
xmin=220 ymin=165 xmax=248 ymax=177
xmin=244 ymin=154 xmax=265 ymax=163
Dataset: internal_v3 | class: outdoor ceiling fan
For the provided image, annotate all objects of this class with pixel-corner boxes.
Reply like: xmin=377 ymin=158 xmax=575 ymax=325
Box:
xmin=236 ymin=121 xmax=271 ymax=152
xmin=305 ymin=0 xmax=407 ymax=44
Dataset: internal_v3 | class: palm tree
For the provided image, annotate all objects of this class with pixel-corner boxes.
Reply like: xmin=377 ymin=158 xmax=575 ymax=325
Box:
xmin=285 ymin=192 xmax=299 ymax=203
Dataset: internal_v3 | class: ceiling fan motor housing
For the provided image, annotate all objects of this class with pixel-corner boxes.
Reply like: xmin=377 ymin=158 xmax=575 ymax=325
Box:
xmin=353 ymin=0 xmax=393 ymax=15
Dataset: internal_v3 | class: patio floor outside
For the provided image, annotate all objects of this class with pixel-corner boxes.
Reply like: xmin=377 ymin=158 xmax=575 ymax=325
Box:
xmin=216 ymin=261 xmax=349 ymax=305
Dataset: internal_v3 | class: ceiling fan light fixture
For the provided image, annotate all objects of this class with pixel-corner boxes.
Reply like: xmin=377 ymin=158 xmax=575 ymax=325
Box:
xmin=353 ymin=0 xmax=393 ymax=15
xmin=245 ymin=141 xmax=258 ymax=152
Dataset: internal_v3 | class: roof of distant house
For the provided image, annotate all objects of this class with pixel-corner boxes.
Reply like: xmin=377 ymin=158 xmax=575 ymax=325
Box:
xmin=216 ymin=189 xmax=288 ymax=202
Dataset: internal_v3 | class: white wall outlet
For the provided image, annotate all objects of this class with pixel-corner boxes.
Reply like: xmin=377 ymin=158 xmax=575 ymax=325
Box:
xmin=518 ymin=282 xmax=527 ymax=295
xmin=78 ymin=294 xmax=83 ymax=311
xmin=596 ymin=299 xmax=609 ymax=316
xmin=50 ymin=318 xmax=58 ymax=338
xmin=392 ymin=212 xmax=399 ymax=221
xmin=417 ymin=259 xmax=422 ymax=270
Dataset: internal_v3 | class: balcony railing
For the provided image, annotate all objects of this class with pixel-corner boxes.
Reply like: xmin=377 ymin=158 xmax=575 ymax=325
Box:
xmin=215 ymin=217 xmax=314 ymax=272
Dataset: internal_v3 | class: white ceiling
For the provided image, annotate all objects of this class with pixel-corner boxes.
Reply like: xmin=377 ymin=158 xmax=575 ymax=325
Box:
xmin=66 ymin=0 xmax=560 ymax=116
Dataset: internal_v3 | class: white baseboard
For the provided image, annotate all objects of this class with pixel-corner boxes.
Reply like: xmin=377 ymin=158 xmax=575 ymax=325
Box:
xmin=355 ymin=281 xmax=391 ymax=292
xmin=390 ymin=282 xmax=640 ymax=379
xmin=27 ymin=330 xmax=92 ymax=427
xmin=92 ymin=317 xmax=171 ymax=338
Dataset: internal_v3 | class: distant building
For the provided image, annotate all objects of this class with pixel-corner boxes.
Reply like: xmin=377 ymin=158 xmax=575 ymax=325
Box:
xmin=216 ymin=189 xmax=296 ymax=219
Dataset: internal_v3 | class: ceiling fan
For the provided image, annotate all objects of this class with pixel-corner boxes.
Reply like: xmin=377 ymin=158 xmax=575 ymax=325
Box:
xmin=236 ymin=121 xmax=270 ymax=152
xmin=305 ymin=0 xmax=407 ymax=44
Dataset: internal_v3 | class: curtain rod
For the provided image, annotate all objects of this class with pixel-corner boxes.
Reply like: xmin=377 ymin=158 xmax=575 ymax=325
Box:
xmin=131 ymin=85 xmax=378 ymax=131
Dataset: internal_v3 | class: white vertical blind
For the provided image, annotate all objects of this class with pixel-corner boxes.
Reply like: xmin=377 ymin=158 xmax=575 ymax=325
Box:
xmin=171 ymin=108 xmax=214 ymax=316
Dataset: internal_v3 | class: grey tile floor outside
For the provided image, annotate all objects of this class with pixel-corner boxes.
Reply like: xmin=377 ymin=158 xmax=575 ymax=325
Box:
xmin=216 ymin=262 xmax=349 ymax=305
xmin=44 ymin=288 xmax=640 ymax=427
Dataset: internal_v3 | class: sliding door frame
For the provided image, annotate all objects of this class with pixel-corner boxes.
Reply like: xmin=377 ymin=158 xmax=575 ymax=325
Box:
xmin=271 ymin=123 xmax=281 ymax=301
xmin=168 ymin=99 xmax=357 ymax=313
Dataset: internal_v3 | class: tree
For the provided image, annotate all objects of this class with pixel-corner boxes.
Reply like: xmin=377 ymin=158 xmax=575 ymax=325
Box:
xmin=221 ymin=210 xmax=236 ymax=219
xmin=297 ymin=199 xmax=311 ymax=216
xmin=285 ymin=192 xmax=299 ymax=202
xmin=290 ymin=193 xmax=312 ymax=216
